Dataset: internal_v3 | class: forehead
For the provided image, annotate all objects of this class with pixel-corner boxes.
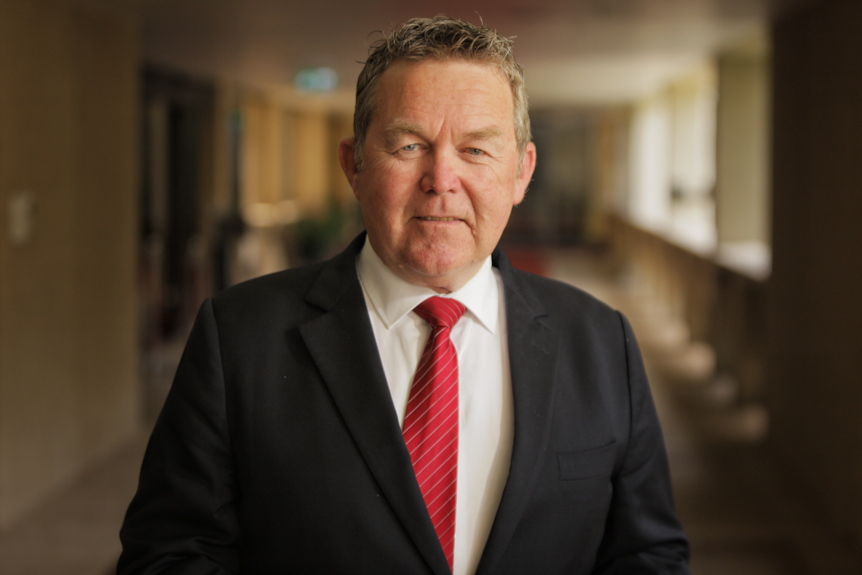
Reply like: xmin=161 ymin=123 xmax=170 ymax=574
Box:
xmin=372 ymin=59 xmax=515 ymax=132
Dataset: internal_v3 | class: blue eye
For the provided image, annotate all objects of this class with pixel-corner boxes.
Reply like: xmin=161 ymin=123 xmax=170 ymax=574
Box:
xmin=467 ymin=148 xmax=484 ymax=155
xmin=402 ymin=144 xmax=418 ymax=151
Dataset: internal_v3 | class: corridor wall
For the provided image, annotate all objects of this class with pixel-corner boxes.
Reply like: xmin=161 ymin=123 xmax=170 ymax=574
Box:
xmin=770 ymin=0 xmax=862 ymax=543
xmin=0 ymin=0 xmax=139 ymax=530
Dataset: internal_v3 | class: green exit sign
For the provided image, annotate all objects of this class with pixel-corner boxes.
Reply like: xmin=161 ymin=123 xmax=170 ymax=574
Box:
xmin=294 ymin=67 xmax=338 ymax=92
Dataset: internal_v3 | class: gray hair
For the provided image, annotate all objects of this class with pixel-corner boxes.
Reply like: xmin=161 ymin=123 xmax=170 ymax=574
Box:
xmin=352 ymin=14 xmax=531 ymax=170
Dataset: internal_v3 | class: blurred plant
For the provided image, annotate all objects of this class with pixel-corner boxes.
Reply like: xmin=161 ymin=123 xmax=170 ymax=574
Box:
xmin=290 ymin=203 xmax=359 ymax=264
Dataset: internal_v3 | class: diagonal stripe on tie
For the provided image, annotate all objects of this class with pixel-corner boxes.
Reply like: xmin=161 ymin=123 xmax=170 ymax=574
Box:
xmin=402 ymin=296 xmax=466 ymax=572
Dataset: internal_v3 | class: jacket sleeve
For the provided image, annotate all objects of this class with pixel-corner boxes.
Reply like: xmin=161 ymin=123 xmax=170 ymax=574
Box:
xmin=592 ymin=312 xmax=691 ymax=574
xmin=118 ymin=298 xmax=240 ymax=574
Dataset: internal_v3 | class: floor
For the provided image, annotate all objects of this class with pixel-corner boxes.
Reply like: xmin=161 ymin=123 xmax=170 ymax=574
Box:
xmin=1 ymin=248 xmax=860 ymax=574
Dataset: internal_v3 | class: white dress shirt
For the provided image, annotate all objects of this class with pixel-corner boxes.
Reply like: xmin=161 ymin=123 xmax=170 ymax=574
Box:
xmin=356 ymin=238 xmax=514 ymax=575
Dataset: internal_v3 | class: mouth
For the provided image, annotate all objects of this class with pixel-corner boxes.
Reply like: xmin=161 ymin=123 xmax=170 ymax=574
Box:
xmin=416 ymin=216 xmax=460 ymax=222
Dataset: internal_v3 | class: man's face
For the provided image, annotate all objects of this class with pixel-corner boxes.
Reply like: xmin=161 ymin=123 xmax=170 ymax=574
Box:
xmin=339 ymin=59 xmax=537 ymax=293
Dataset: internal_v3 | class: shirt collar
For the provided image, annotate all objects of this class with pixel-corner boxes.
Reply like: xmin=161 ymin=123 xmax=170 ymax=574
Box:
xmin=356 ymin=236 xmax=499 ymax=334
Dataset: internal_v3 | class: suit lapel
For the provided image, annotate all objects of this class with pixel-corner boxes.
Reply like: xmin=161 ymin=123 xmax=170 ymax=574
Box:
xmin=298 ymin=235 xmax=452 ymax=575
xmin=476 ymin=250 xmax=560 ymax=575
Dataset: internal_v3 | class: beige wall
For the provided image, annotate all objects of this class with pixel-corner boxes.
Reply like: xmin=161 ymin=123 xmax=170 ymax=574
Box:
xmin=293 ymin=110 xmax=332 ymax=218
xmin=0 ymin=0 xmax=139 ymax=530
xmin=241 ymin=97 xmax=350 ymax=218
xmin=715 ymin=50 xmax=771 ymax=245
xmin=329 ymin=112 xmax=356 ymax=207
xmin=770 ymin=0 xmax=862 ymax=543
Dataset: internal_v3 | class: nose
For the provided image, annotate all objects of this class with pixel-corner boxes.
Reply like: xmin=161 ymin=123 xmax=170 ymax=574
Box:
xmin=420 ymin=149 xmax=460 ymax=194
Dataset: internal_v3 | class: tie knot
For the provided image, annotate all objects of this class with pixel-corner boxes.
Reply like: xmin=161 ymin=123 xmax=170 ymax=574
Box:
xmin=415 ymin=296 xmax=466 ymax=329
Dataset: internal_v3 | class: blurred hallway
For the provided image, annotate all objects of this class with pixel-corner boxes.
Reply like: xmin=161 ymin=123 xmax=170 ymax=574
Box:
xmin=2 ymin=246 xmax=860 ymax=575
xmin=3 ymin=0 xmax=862 ymax=572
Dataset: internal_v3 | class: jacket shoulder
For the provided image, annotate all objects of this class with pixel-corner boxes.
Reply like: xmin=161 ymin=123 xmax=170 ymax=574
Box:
xmin=214 ymin=260 xmax=327 ymax=304
xmin=506 ymin=266 xmax=621 ymax=325
xmin=207 ymin=259 xmax=336 ymax=331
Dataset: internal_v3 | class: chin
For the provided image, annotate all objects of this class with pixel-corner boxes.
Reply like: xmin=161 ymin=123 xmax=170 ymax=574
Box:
xmin=405 ymin=254 xmax=477 ymax=281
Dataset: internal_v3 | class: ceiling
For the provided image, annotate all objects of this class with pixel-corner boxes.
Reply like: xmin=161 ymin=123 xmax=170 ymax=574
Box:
xmin=92 ymin=0 xmax=809 ymax=108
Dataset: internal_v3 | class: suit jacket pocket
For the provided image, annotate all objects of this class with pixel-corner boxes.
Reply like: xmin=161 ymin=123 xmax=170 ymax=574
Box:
xmin=558 ymin=443 xmax=618 ymax=480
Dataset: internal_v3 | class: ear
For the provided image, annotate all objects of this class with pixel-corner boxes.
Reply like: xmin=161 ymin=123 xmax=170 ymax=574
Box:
xmin=338 ymin=137 xmax=361 ymax=199
xmin=512 ymin=141 xmax=537 ymax=206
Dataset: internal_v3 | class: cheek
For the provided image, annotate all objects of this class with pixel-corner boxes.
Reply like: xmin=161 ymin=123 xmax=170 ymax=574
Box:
xmin=358 ymin=176 xmax=411 ymax=229
xmin=473 ymin=174 xmax=519 ymax=222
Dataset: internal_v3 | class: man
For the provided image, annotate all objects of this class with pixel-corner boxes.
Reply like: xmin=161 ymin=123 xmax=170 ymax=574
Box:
xmin=119 ymin=15 xmax=690 ymax=575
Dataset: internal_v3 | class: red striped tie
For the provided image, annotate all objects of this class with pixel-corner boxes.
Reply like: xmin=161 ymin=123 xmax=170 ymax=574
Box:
xmin=402 ymin=296 xmax=466 ymax=571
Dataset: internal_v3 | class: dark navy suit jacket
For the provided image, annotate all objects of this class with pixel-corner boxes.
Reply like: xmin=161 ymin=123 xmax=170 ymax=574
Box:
xmin=119 ymin=233 xmax=690 ymax=574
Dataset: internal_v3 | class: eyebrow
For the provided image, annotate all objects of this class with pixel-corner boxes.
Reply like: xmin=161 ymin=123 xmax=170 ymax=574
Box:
xmin=382 ymin=120 xmax=505 ymax=147
xmin=382 ymin=120 xmax=425 ymax=148
xmin=464 ymin=127 xmax=505 ymax=141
